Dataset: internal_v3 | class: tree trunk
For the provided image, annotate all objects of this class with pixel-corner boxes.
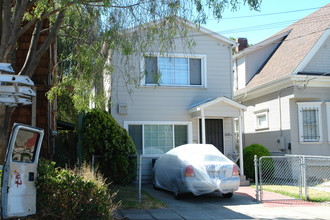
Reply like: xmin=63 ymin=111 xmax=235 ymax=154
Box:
xmin=0 ymin=105 xmax=15 ymax=164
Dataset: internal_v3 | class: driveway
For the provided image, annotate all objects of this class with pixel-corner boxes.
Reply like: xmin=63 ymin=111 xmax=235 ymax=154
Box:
xmin=116 ymin=185 xmax=330 ymax=220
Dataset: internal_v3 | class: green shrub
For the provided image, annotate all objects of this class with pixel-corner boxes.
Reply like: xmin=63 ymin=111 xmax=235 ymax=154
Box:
xmin=242 ymin=143 xmax=272 ymax=180
xmin=82 ymin=109 xmax=137 ymax=185
xmin=36 ymin=159 xmax=118 ymax=219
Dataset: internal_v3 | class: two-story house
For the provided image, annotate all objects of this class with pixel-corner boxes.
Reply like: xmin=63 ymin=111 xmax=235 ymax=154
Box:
xmin=108 ymin=18 xmax=246 ymax=181
xmin=234 ymin=4 xmax=330 ymax=156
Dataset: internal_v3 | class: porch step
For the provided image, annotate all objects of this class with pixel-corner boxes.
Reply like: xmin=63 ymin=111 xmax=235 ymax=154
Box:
xmin=240 ymin=175 xmax=250 ymax=186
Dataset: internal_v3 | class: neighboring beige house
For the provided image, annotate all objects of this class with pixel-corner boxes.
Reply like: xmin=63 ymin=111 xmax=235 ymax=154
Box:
xmin=108 ymin=18 xmax=246 ymax=181
xmin=234 ymin=4 xmax=330 ymax=156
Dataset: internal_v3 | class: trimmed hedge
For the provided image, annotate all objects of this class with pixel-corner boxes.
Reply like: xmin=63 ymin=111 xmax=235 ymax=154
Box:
xmin=243 ymin=143 xmax=271 ymax=180
xmin=82 ymin=109 xmax=137 ymax=185
xmin=36 ymin=159 xmax=117 ymax=219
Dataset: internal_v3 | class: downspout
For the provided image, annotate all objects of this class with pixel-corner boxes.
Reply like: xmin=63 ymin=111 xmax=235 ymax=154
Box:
xmin=278 ymin=89 xmax=286 ymax=154
xmin=229 ymin=44 xmax=234 ymax=98
xmin=201 ymin=108 xmax=206 ymax=144
xmin=278 ymin=90 xmax=283 ymax=137
xmin=239 ymin=109 xmax=244 ymax=176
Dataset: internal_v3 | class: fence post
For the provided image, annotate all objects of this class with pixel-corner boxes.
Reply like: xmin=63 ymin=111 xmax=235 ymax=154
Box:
xmin=259 ymin=156 xmax=264 ymax=202
xmin=137 ymin=154 xmax=142 ymax=204
xmin=254 ymin=155 xmax=259 ymax=201
xmin=302 ymin=156 xmax=309 ymax=201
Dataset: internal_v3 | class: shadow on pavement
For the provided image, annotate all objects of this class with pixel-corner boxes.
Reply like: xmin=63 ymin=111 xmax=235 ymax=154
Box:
xmin=128 ymin=184 xmax=258 ymax=219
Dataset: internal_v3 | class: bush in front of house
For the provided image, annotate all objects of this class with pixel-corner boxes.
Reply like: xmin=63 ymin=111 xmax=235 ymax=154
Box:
xmin=36 ymin=159 xmax=118 ymax=219
xmin=82 ymin=109 xmax=137 ymax=185
xmin=243 ymin=143 xmax=272 ymax=180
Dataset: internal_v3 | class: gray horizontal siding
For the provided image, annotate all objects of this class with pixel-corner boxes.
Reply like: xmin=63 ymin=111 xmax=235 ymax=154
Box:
xmin=111 ymin=27 xmax=233 ymax=126
xmin=111 ymin=25 xmax=235 ymax=182
xmin=303 ymin=36 xmax=330 ymax=73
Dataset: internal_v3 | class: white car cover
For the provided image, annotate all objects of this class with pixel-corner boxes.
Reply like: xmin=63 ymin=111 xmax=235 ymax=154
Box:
xmin=153 ymin=144 xmax=240 ymax=196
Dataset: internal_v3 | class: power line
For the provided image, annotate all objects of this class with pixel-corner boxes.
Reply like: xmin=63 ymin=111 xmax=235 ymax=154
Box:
xmin=207 ymin=14 xmax=330 ymax=35
xmin=219 ymin=16 xmax=329 ymax=34
xmin=216 ymin=6 xmax=326 ymax=20
xmin=217 ymin=19 xmax=299 ymax=34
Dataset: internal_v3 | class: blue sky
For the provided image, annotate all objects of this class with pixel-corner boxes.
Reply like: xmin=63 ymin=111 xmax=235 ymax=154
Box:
xmin=203 ymin=0 xmax=330 ymax=45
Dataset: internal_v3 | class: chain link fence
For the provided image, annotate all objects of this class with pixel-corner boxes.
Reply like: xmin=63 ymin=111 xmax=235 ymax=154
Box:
xmin=255 ymin=155 xmax=330 ymax=203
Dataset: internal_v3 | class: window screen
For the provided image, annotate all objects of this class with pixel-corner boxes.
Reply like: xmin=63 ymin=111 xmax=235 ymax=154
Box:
xmin=189 ymin=58 xmax=202 ymax=85
xmin=145 ymin=57 xmax=158 ymax=84
xmin=128 ymin=125 xmax=143 ymax=154
xmin=174 ymin=125 xmax=188 ymax=147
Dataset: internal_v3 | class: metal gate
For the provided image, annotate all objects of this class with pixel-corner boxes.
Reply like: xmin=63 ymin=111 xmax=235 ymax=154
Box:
xmin=255 ymin=155 xmax=330 ymax=202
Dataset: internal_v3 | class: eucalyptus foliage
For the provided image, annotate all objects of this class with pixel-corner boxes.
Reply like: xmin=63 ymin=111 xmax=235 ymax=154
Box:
xmin=0 ymin=0 xmax=261 ymax=160
xmin=45 ymin=0 xmax=261 ymax=122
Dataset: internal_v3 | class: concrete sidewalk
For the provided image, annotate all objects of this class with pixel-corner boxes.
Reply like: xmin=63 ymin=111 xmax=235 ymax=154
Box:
xmin=116 ymin=185 xmax=330 ymax=220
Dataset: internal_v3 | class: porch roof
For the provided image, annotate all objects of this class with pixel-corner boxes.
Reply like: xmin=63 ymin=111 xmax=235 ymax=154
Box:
xmin=187 ymin=96 xmax=246 ymax=118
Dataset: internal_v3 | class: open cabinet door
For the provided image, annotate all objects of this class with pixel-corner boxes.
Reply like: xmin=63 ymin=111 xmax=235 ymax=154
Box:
xmin=1 ymin=123 xmax=44 ymax=219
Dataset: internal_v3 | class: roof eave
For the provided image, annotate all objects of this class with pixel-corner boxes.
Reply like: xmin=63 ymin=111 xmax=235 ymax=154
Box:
xmin=127 ymin=16 xmax=236 ymax=46
xmin=233 ymin=30 xmax=292 ymax=59
xmin=188 ymin=96 xmax=246 ymax=113
xmin=234 ymin=75 xmax=293 ymax=101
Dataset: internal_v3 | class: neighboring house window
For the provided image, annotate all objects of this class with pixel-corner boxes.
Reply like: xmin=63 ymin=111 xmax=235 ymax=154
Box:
xmin=297 ymin=102 xmax=323 ymax=143
xmin=327 ymin=103 xmax=330 ymax=143
xmin=125 ymin=122 xmax=191 ymax=155
xmin=254 ymin=109 xmax=269 ymax=130
xmin=144 ymin=55 xmax=204 ymax=87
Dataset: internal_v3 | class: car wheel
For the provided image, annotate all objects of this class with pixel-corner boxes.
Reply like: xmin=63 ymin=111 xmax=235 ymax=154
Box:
xmin=173 ymin=191 xmax=182 ymax=200
xmin=152 ymin=183 xmax=160 ymax=190
xmin=223 ymin=193 xmax=233 ymax=198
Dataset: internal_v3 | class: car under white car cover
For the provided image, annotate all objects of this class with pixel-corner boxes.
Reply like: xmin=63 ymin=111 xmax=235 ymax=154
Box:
xmin=153 ymin=144 xmax=240 ymax=196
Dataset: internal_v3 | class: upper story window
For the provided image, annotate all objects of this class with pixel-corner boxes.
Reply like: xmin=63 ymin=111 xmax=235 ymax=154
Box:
xmin=144 ymin=54 xmax=205 ymax=87
xmin=297 ymin=102 xmax=323 ymax=143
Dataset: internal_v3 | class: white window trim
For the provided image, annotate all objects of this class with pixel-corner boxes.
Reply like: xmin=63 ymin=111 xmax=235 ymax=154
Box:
xmin=326 ymin=102 xmax=330 ymax=143
xmin=254 ymin=109 xmax=269 ymax=131
xmin=124 ymin=121 xmax=193 ymax=156
xmin=297 ymin=102 xmax=323 ymax=143
xmin=140 ymin=53 xmax=207 ymax=88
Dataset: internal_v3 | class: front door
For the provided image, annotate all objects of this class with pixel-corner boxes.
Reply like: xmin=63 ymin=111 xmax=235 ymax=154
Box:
xmin=200 ymin=119 xmax=224 ymax=153
xmin=1 ymin=123 xmax=44 ymax=219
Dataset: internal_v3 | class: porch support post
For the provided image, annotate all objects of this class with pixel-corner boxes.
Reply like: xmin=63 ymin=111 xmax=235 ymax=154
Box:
xmin=239 ymin=109 xmax=244 ymax=176
xmin=201 ymin=108 xmax=206 ymax=144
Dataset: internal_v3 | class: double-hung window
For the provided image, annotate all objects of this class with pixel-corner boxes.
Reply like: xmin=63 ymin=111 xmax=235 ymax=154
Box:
xmin=297 ymin=102 xmax=323 ymax=143
xmin=254 ymin=109 xmax=269 ymax=130
xmin=144 ymin=55 xmax=204 ymax=87
xmin=126 ymin=122 xmax=191 ymax=155
xmin=327 ymin=102 xmax=330 ymax=143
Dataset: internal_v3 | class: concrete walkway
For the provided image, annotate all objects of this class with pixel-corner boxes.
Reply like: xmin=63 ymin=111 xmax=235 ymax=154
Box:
xmin=116 ymin=185 xmax=330 ymax=220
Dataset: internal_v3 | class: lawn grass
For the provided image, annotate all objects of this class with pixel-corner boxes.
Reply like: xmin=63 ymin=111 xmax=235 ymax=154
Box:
xmin=253 ymin=184 xmax=330 ymax=202
xmin=111 ymin=184 xmax=167 ymax=209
